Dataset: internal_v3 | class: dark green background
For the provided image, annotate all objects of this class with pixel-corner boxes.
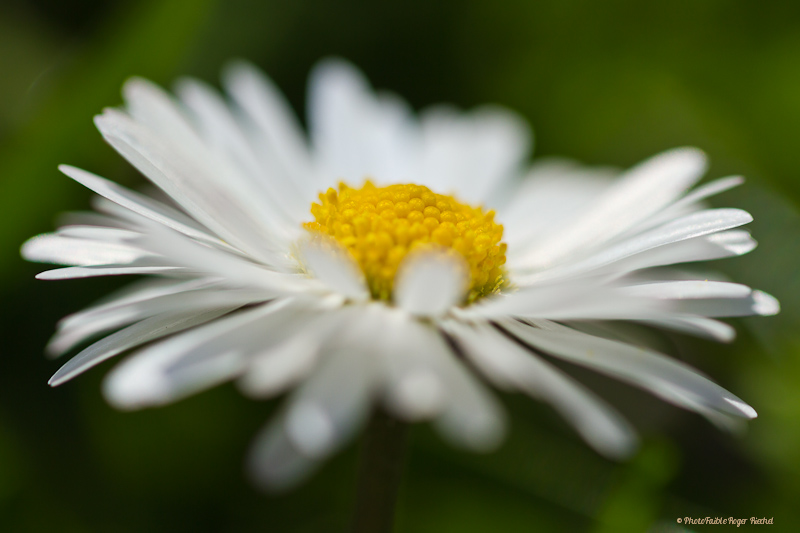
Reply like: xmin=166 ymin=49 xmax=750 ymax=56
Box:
xmin=1 ymin=0 xmax=799 ymax=531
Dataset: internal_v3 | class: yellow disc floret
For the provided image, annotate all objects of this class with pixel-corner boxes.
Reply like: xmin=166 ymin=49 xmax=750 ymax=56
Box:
xmin=303 ymin=181 xmax=507 ymax=303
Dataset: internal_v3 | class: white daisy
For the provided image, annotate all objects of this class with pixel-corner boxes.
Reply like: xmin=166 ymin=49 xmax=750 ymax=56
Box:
xmin=22 ymin=59 xmax=778 ymax=489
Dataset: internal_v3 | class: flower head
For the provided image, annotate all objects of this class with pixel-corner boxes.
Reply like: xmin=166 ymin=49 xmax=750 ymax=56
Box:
xmin=23 ymin=59 xmax=778 ymax=488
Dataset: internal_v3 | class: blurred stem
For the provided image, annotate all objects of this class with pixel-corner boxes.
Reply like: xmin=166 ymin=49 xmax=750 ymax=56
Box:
xmin=352 ymin=409 xmax=409 ymax=533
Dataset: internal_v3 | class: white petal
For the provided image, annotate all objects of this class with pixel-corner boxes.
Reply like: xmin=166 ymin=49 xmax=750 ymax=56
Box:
xmin=670 ymin=175 xmax=744 ymax=209
xmin=221 ymin=62 xmax=314 ymax=199
xmin=283 ymin=359 xmax=373 ymax=459
xmin=247 ymin=418 xmax=317 ymax=491
xmin=308 ymin=59 xmax=420 ymax=187
xmin=102 ymin=301 xmax=304 ymax=408
xmin=372 ymin=308 xmax=447 ymax=420
xmin=48 ymin=285 xmax=262 ymax=357
xmin=501 ymin=159 xmax=616 ymax=249
xmin=366 ymin=314 xmax=505 ymax=451
xmin=501 ymin=319 xmax=757 ymax=421
xmin=279 ymin=311 xmax=382 ymax=457
xmin=689 ymin=289 xmax=779 ymax=317
xmin=49 ymin=278 xmax=212 ymax=356
xmin=588 ymin=230 xmax=757 ymax=277
xmin=623 ymin=280 xmax=752 ymax=299
xmin=393 ymin=251 xmax=468 ymax=317
xmin=56 ymin=226 xmax=142 ymax=241
xmin=58 ymin=165 xmax=226 ymax=247
xmin=239 ymin=338 xmax=320 ymax=399
xmin=132 ymin=220 xmax=318 ymax=296
xmin=176 ymin=78 xmax=309 ymax=227
xmin=35 ymin=265 xmax=187 ymax=280
xmin=22 ymin=234 xmax=150 ymax=266
xmin=463 ymin=281 xmax=669 ymax=321
xmin=430 ymin=333 xmax=507 ymax=451
xmin=94 ymin=109 xmax=293 ymax=265
xmin=56 ymin=210 xmax=131 ymax=230
xmin=49 ymin=307 xmax=236 ymax=387
xmin=520 ymin=147 xmax=708 ymax=268
xmin=58 ymin=278 xmax=203 ymax=326
xmin=123 ymin=77 xmax=201 ymax=145
xmin=238 ymin=310 xmax=350 ymax=398
xmin=297 ymin=238 xmax=369 ymax=300
xmin=419 ymin=105 xmax=531 ymax=203
xmin=622 ymin=280 xmax=780 ymax=317
xmin=446 ymin=320 xmax=637 ymax=459
xmin=514 ymin=208 xmax=753 ymax=283
xmin=388 ymin=370 xmax=444 ymax=421
xmin=246 ymin=308 xmax=381 ymax=491
xmin=632 ymin=175 xmax=745 ymax=233
xmin=639 ymin=315 xmax=736 ymax=342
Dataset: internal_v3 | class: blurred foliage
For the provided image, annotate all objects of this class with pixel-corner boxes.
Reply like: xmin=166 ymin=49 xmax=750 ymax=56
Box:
xmin=1 ymin=0 xmax=799 ymax=531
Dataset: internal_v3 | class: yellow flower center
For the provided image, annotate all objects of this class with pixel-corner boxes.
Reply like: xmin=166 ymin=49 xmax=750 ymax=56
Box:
xmin=303 ymin=181 xmax=507 ymax=302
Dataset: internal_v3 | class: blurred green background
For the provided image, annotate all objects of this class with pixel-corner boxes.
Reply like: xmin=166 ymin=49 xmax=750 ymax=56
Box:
xmin=1 ymin=0 xmax=799 ymax=531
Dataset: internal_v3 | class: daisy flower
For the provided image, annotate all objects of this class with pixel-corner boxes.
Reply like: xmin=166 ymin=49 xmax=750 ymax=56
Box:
xmin=22 ymin=59 xmax=778 ymax=489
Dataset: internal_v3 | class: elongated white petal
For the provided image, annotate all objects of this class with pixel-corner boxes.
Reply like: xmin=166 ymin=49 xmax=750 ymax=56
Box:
xmin=371 ymin=308 xmax=446 ymax=420
xmin=362 ymin=311 xmax=505 ymax=450
xmin=56 ymin=226 xmax=142 ymax=241
xmin=501 ymin=159 xmax=616 ymax=249
xmin=515 ymin=208 xmax=753 ymax=283
xmin=22 ymin=234 xmax=150 ymax=266
xmin=639 ymin=315 xmax=736 ymax=342
xmin=622 ymin=280 xmax=780 ymax=317
xmin=36 ymin=265 xmax=187 ymax=280
xmin=429 ymin=329 xmax=507 ymax=451
xmin=48 ymin=286 xmax=263 ymax=357
xmin=308 ymin=59 xmax=420 ymax=188
xmin=419 ymin=105 xmax=531 ymax=204
xmin=222 ymin=62 xmax=314 ymax=200
xmin=247 ymin=420 xmax=317 ymax=490
xmin=56 ymin=277 xmax=215 ymax=320
xmin=49 ymin=307 xmax=236 ymax=387
xmin=521 ymin=148 xmax=708 ymax=268
xmin=238 ymin=310 xmax=350 ymax=398
xmin=102 ymin=300 xmax=306 ymax=408
xmin=589 ymin=230 xmax=757 ymax=277
xmin=623 ymin=280 xmax=752 ymax=299
xmin=177 ymin=78 xmax=310 ymax=227
xmin=223 ymin=61 xmax=310 ymax=168
xmin=501 ymin=319 xmax=757 ymax=421
xmin=124 ymin=77 xmax=296 ymax=234
xmin=176 ymin=77 xmax=261 ymax=170
xmin=123 ymin=77 xmax=201 ymax=145
xmin=394 ymin=251 xmax=468 ymax=316
xmin=298 ymin=239 xmax=368 ymax=300
xmin=246 ymin=308 xmax=380 ymax=490
xmin=446 ymin=321 xmax=637 ymax=459
xmin=464 ymin=281 xmax=669 ymax=321
xmin=94 ymin=109 xmax=293 ymax=265
xmin=669 ymin=175 xmax=744 ymax=210
xmin=59 ymin=165 xmax=225 ymax=247
xmin=684 ymin=289 xmax=779 ymax=317
xmin=308 ymin=58 xmax=369 ymax=180
xmin=631 ymin=176 xmax=745 ymax=234
xmin=54 ymin=278 xmax=216 ymax=334
xmin=56 ymin=210 xmax=132 ymax=230
xmin=133 ymin=220 xmax=318 ymax=295
xmin=283 ymin=345 xmax=375 ymax=458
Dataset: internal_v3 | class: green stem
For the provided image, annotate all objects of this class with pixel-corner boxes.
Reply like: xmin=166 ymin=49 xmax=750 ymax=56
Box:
xmin=352 ymin=409 xmax=409 ymax=533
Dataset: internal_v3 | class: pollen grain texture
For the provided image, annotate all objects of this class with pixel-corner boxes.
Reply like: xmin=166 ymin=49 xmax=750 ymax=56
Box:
xmin=304 ymin=181 xmax=507 ymax=303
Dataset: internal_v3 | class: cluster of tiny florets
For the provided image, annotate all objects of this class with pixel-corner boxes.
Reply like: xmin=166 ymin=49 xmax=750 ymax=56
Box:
xmin=304 ymin=181 xmax=507 ymax=302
